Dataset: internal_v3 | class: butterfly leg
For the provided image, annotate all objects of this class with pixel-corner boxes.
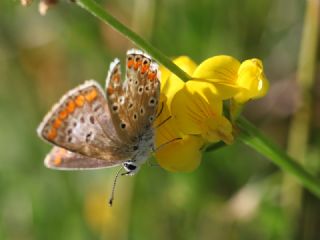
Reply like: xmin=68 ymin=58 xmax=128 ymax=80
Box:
xmin=153 ymin=137 xmax=182 ymax=152
xmin=155 ymin=101 xmax=164 ymax=119
xmin=154 ymin=115 xmax=171 ymax=129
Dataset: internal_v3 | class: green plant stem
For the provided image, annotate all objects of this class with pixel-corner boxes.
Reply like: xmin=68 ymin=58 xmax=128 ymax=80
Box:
xmin=75 ymin=0 xmax=320 ymax=199
xmin=237 ymin=117 xmax=320 ymax=199
xmin=281 ymin=0 xmax=319 ymax=231
xmin=76 ymin=0 xmax=191 ymax=82
xmin=283 ymin=0 xmax=319 ymax=194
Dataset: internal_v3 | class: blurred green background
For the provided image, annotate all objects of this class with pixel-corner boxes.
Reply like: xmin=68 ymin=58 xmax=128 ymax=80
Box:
xmin=1 ymin=0 xmax=320 ymax=239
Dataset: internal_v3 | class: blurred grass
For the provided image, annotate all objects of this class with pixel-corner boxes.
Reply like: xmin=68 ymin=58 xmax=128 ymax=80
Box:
xmin=1 ymin=0 xmax=319 ymax=239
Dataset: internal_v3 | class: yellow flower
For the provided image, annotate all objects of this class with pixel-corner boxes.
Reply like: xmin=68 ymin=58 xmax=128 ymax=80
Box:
xmin=155 ymin=56 xmax=204 ymax=172
xmin=193 ymin=55 xmax=240 ymax=83
xmin=168 ymin=56 xmax=236 ymax=144
xmin=154 ymin=54 xmax=268 ymax=172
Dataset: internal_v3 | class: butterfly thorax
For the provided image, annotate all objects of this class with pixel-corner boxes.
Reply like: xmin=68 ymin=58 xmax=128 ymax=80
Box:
xmin=123 ymin=127 xmax=154 ymax=175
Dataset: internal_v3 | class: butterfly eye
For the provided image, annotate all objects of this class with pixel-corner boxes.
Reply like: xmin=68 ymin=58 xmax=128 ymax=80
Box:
xmin=127 ymin=164 xmax=136 ymax=171
xmin=124 ymin=162 xmax=137 ymax=171
xmin=120 ymin=122 xmax=126 ymax=129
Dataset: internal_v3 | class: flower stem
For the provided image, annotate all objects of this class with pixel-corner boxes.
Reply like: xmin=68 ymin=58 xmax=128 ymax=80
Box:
xmin=76 ymin=0 xmax=192 ymax=82
xmin=236 ymin=117 xmax=320 ymax=199
xmin=75 ymin=0 xmax=320 ymax=199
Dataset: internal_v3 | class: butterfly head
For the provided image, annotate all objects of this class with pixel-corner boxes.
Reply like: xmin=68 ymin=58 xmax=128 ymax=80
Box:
xmin=123 ymin=161 xmax=140 ymax=175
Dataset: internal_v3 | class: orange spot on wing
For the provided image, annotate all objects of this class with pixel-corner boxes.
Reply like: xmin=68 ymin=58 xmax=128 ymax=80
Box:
xmin=127 ymin=60 xmax=134 ymax=68
xmin=134 ymin=60 xmax=142 ymax=70
xmin=113 ymin=75 xmax=120 ymax=82
xmin=75 ymin=95 xmax=85 ymax=107
xmin=47 ymin=127 xmax=57 ymax=141
xmin=107 ymin=86 xmax=114 ymax=95
xmin=53 ymin=155 xmax=62 ymax=166
xmin=59 ymin=110 xmax=68 ymax=119
xmin=85 ymin=89 xmax=98 ymax=102
xmin=53 ymin=118 xmax=62 ymax=129
xmin=141 ymin=65 xmax=149 ymax=74
xmin=66 ymin=100 xmax=76 ymax=113
xmin=148 ymin=72 xmax=156 ymax=81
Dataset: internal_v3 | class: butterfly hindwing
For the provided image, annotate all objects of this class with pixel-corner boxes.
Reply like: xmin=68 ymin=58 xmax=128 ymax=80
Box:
xmin=124 ymin=50 xmax=160 ymax=134
xmin=45 ymin=147 xmax=121 ymax=170
xmin=105 ymin=49 xmax=160 ymax=144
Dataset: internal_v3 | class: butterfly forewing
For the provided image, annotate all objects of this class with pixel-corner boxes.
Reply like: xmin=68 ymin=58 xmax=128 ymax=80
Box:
xmin=37 ymin=80 xmax=131 ymax=162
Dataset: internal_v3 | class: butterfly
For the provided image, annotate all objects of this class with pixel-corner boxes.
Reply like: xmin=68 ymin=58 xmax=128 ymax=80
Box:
xmin=37 ymin=49 xmax=161 ymax=204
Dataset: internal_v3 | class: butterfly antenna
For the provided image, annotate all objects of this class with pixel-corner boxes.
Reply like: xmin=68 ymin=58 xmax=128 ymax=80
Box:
xmin=108 ymin=166 xmax=123 ymax=207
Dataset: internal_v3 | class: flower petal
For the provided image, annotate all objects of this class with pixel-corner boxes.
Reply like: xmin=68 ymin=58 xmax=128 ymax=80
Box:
xmin=186 ymin=80 xmax=240 ymax=100
xmin=192 ymin=55 xmax=240 ymax=84
xmin=234 ymin=58 xmax=269 ymax=103
xmin=159 ymin=56 xmax=196 ymax=110
xmin=201 ymin=116 xmax=234 ymax=144
xmin=171 ymin=85 xmax=218 ymax=134
xmin=154 ymin=105 xmax=180 ymax=147
xmin=172 ymin=83 xmax=232 ymax=135
xmin=160 ymin=74 xmax=185 ymax=110
xmin=172 ymin=56 xmax=197 ymax=76
xmin=160 ymin=56 xmax=196 ymax=94
xmin=155 ymin=135 xmax=204 ymax=172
